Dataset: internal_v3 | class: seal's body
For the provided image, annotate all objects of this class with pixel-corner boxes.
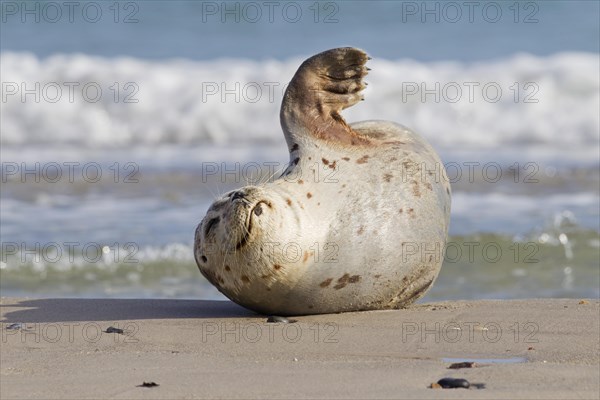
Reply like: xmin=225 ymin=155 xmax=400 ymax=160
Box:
xmin=194 ymin=48 xmax=451 ymax=315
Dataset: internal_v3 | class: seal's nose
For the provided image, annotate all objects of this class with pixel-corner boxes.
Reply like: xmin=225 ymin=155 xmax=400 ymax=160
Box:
xmin=231 ymin=191 xmax=245 ymax=202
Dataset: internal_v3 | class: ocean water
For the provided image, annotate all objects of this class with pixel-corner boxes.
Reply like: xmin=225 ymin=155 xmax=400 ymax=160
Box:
xmin=1 ymin=1 xmax=599 ymax=301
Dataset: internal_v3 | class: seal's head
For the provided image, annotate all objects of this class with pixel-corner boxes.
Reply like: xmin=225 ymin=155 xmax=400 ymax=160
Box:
xmin=194 ymin=185 xmax=307 ymax=307
xmin=196 ymin=187 xmax=275 ymax=253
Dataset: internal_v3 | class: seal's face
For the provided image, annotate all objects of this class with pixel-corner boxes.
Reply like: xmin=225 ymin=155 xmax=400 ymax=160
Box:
xmin=194 ymin=186 xmax=290 ymax=291
xmin=196 ymin=186 xmax=274 ymax=255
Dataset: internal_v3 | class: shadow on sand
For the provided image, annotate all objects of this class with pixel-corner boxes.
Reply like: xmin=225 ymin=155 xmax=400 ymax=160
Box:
xmin=1 ymin=298 xmax=258 ymax=323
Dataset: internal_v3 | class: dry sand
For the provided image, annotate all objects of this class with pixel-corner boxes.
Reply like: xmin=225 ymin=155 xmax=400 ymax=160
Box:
xmin=1 ymin=297 xmax=598 ymax=399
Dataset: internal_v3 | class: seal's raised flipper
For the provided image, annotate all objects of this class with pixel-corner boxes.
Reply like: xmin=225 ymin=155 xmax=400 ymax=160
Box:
xmin=280 ymin=47 xmax=371 ymax=148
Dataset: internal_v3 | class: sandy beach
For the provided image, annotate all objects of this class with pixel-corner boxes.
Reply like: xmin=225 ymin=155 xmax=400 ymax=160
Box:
xmin=1 ymin=298 xmax=598 ymax=399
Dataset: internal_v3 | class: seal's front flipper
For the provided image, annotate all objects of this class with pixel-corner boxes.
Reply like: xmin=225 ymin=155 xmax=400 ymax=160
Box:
xmin=281 ymin=47 xmax=371 ymax=147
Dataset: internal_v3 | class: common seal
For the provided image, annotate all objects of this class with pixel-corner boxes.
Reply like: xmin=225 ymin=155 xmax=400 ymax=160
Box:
xmin=194 ymin=47 xmax=451 ymax=315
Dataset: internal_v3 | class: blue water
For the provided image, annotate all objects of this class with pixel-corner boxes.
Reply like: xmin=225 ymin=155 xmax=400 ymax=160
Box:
xmin=1 ymin=0 xmax=598 ymax=61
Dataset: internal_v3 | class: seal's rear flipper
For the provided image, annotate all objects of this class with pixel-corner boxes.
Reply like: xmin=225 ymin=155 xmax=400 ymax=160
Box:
xmin=281 ymin=47 xmax=371 ymax=148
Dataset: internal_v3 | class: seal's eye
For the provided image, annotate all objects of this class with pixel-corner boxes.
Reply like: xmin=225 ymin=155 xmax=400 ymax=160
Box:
xmin=253 ymin=204 xmax=263 ymax=216
xmin=204 ymin=217 xmax=220 ymax=236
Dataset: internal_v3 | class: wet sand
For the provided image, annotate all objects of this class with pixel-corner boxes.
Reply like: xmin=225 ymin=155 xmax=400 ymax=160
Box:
xmin=1 ymin=298 xmax=598 ymax=399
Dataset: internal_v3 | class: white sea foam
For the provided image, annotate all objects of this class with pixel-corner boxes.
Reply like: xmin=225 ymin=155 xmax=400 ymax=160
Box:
xmin=1 ymin=51 xmax=598 ymax=156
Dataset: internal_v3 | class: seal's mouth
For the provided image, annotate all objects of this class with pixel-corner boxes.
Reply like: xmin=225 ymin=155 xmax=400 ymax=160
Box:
xmin=235 ymin=201 xmax=268 ymax=250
